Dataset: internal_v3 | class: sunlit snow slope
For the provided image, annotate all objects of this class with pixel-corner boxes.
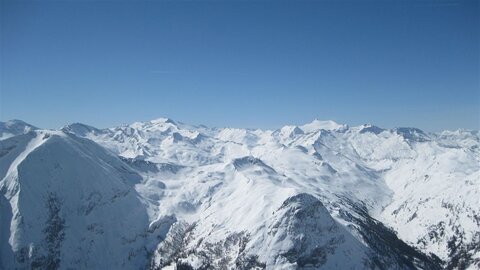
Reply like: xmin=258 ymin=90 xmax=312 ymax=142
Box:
xmin=0 ymin=118 xmax=478 ymax=269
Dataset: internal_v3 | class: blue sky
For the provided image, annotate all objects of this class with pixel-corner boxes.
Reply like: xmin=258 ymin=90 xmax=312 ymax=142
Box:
xmin=1 ymin=0 xmax=478 ymax=131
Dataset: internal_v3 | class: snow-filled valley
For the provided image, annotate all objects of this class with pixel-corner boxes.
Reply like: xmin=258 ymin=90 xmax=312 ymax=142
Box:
xmin=0 ymin=118 xmax=478 ymax=269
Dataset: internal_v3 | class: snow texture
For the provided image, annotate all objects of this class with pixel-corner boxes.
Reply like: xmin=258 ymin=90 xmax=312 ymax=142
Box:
xmin=0 ymin=118 xmax=478 ymax=269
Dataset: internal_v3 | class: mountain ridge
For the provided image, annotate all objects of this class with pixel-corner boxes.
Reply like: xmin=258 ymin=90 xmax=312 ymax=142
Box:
xmin=0 ymin=118 xmax=478 ymax=269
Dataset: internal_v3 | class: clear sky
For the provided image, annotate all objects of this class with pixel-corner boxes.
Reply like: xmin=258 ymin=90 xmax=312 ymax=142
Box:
xmin=1 ymin=0 xmax=479 ymax=131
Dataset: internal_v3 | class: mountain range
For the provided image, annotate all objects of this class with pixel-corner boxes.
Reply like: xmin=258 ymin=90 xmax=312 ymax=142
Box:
xmin=0 ymin=118 xmax=478 ymax=269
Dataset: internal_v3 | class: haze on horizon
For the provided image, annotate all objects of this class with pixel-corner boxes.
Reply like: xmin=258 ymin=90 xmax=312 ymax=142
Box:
xmin=0 ymin=0 xmax=479 ymax=131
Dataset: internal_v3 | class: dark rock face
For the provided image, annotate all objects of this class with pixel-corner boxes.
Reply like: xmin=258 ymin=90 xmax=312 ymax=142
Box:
xmin=359 ymin=125 xmax=385 ymax=135
xmin=31 ymin=193 xmax=65 ymax=270
xmin=445 ymin=232 xmax=480 ymax=270
xmin=233 ymin=156 xmax=276 ymax=173
xmin=337 ymin=196 xmax=443 ymax=270
xmin=150 ymin=222 xmax=265 ymax=270
xmin=120 ymin=157 xmax=185 ymax=175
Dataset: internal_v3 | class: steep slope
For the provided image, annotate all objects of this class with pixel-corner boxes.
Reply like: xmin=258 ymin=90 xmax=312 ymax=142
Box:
xmin=0 ymin=131 xmax=171 ymax=269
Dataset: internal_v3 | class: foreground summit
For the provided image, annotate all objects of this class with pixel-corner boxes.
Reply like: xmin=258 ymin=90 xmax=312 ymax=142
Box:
xmin=0 ymin=118 xmax=478 ymax=269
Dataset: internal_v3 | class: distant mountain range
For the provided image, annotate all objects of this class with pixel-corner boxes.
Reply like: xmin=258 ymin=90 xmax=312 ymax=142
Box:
xmin=0 ymin=118 xmax=478 ymax=269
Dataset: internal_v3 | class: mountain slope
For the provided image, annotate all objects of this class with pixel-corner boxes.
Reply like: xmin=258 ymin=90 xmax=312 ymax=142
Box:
xmin=0 ymin=131 xmax=172 ymax=269
xmin=1 ymin=118 xmax=478 ymax=269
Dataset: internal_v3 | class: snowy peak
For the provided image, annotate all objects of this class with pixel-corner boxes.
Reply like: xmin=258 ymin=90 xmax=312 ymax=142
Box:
xmin=149 ymin=117 xmax=177 ymax=125
xmin=0 ymin=119 xmax=37 ymax=140
xmin=273 ymin=125 xmax=304 ymax=141
xmin=259 ymin=193 xmax=373 ymax=268
xmin=358 ymin=124 xmax=385 ymax=135
xmin=62 ymin=122 xmax=103 ymax=137
xmin=437 ymin=129 xmax=480 ymax=149
xmin=130 ymin=118 xmax=178 ymax=131
xmin=394 ymin=127 xmax=431 ymax=142
xmin=0 ymin=130 xmax=154 ymax=269
xmin=301 ymin=119 xmax=348 ymax=133
xmin=268 ymin=193 xmax=441 ymax=269
xmin=0 ymin=129 xmax=142 ymax=192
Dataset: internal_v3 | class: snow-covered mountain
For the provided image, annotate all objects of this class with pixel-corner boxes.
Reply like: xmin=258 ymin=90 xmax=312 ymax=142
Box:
xmin=0 ymin=120 xmax=37 ymax=140
xmin=1 ymin=118 xmax=478 ymax=269
xmin=0 ymin=130 xmax=173 ymax=269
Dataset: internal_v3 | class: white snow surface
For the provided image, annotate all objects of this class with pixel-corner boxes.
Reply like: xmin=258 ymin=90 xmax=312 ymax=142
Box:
xmin=0 ymin=118 xmax=478 ymax=269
